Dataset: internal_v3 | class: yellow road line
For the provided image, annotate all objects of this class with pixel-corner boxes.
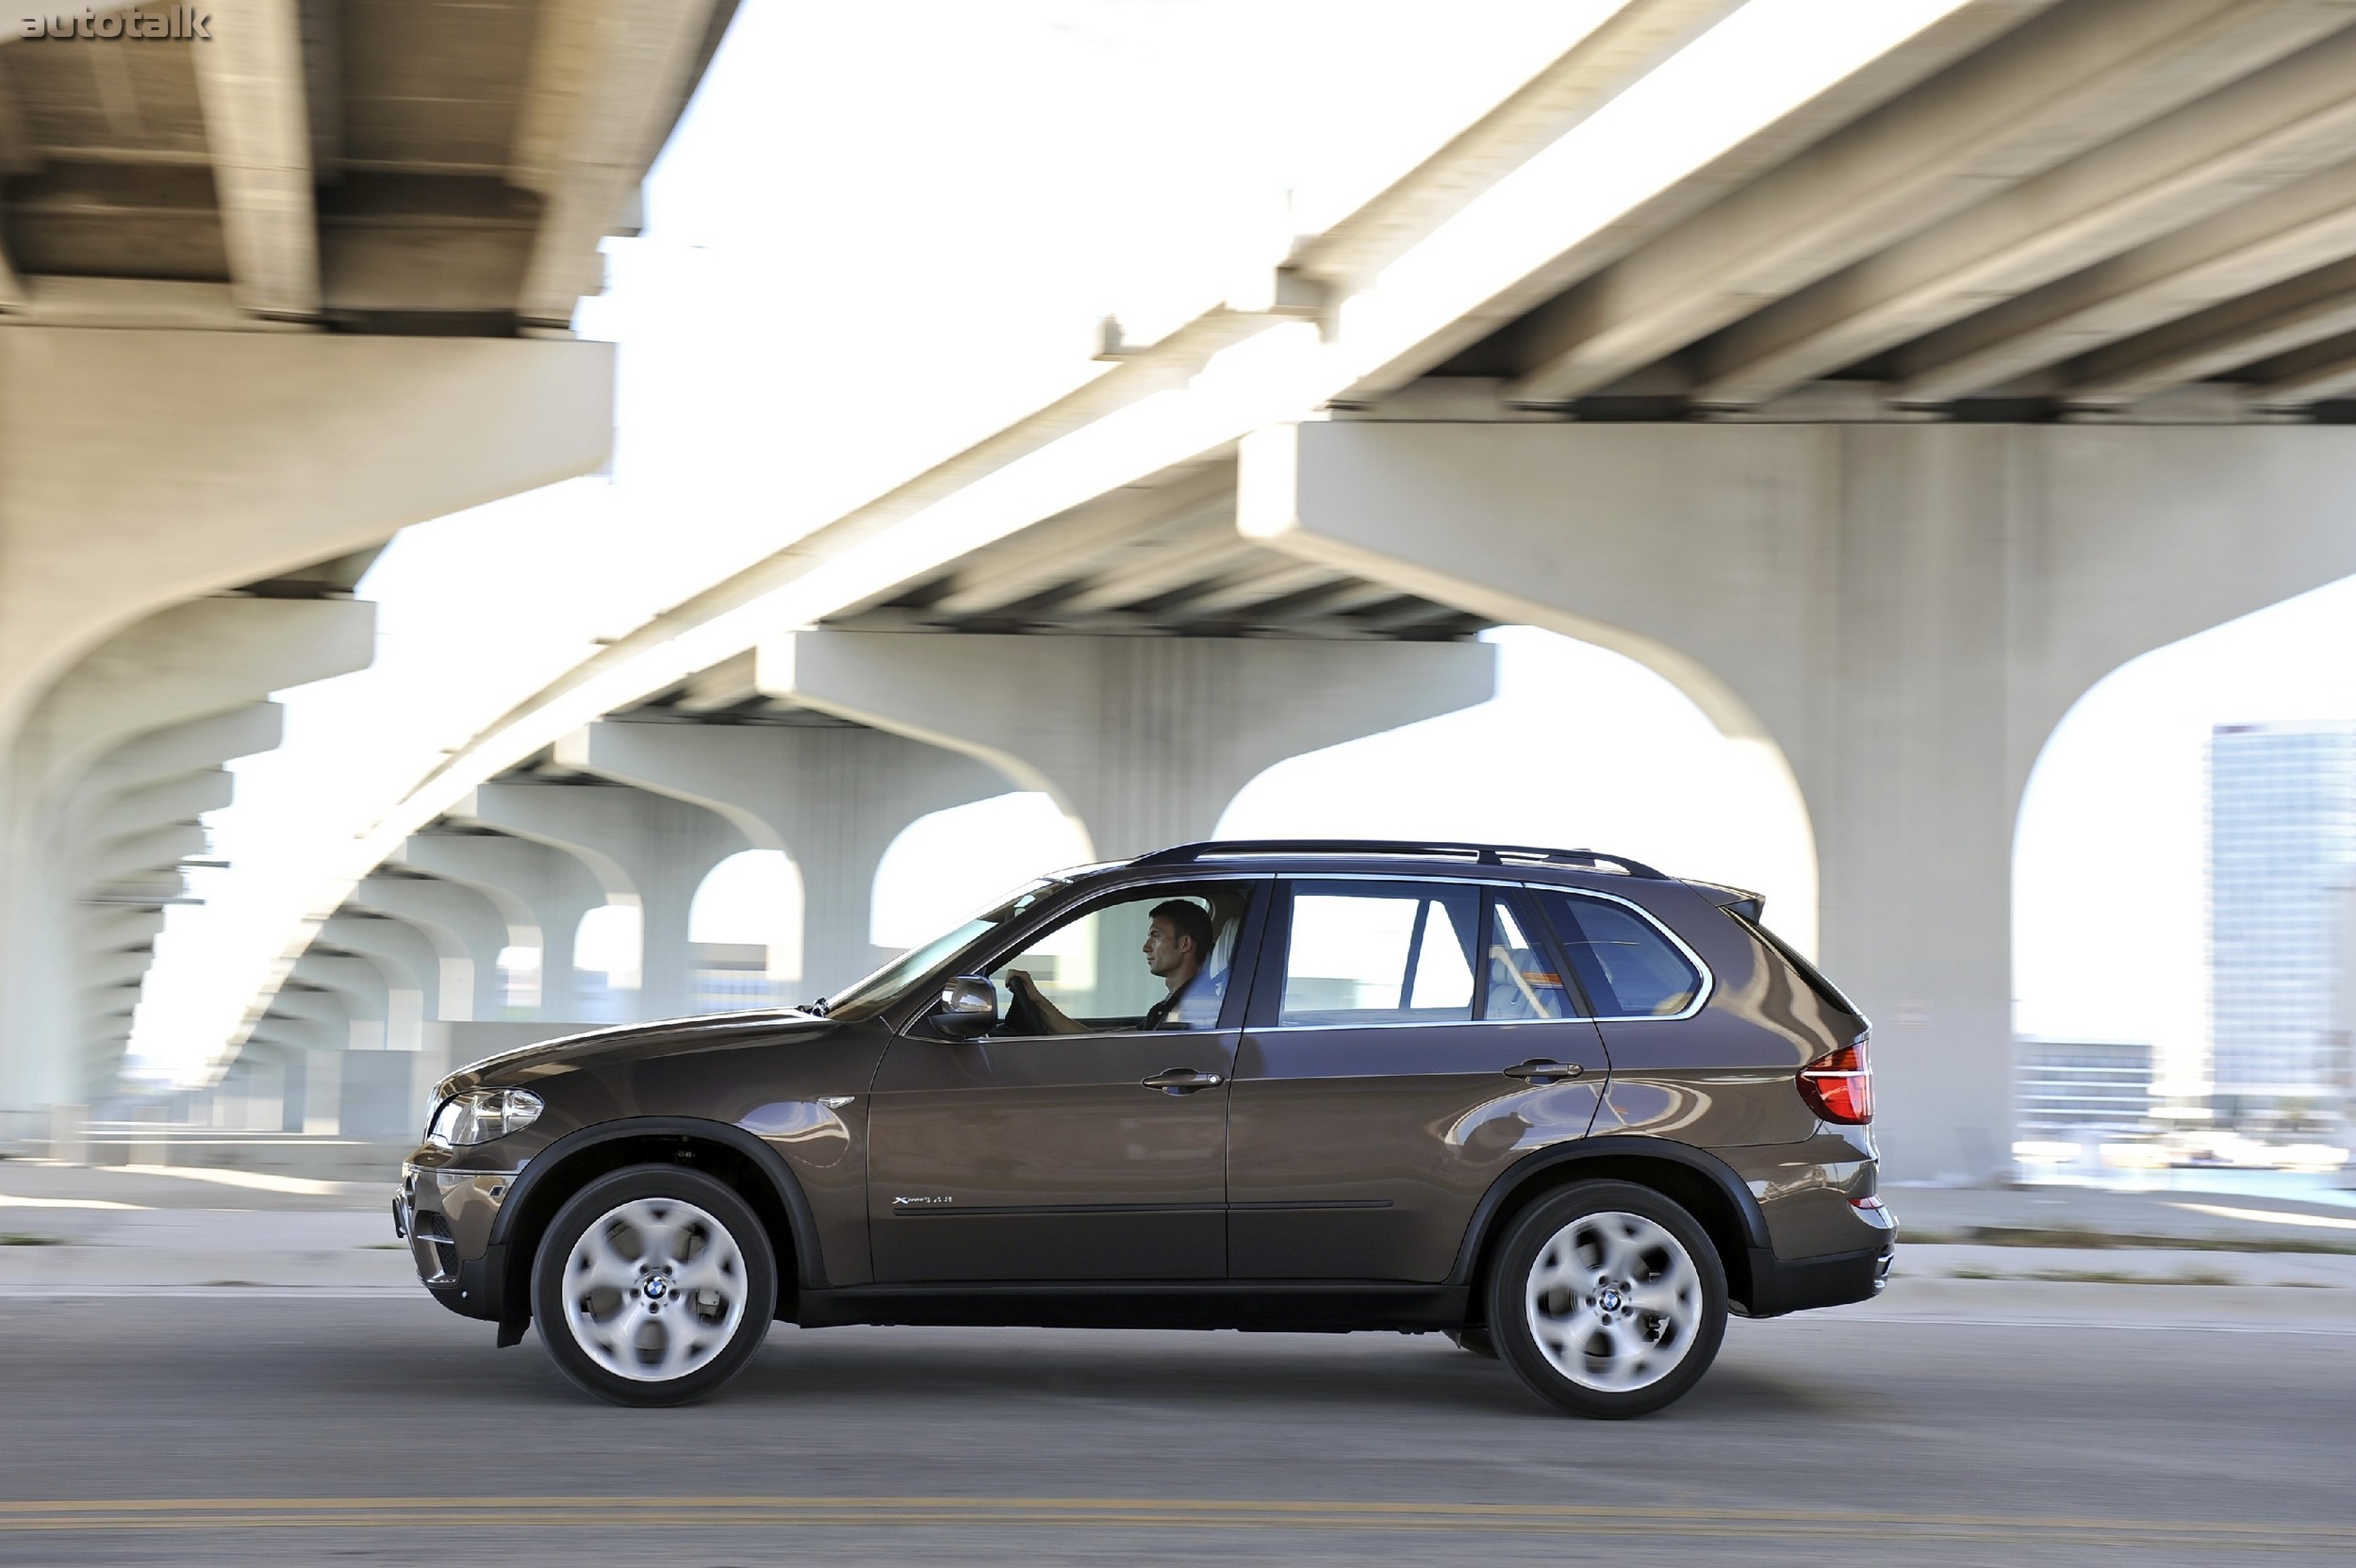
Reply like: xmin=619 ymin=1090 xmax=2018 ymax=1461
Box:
xmin=0 ymin=1496 xmax=2346 ymax=1546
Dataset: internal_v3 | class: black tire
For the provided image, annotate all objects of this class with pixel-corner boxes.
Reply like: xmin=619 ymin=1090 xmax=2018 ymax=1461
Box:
xmin=531 ymin=1164 xmax=778 ymax=1407
xmin=1486 ymin=1180 xmax=1726 ymax=1419
xmin=1445 ymin=1327 xmax=1499 ymax=1360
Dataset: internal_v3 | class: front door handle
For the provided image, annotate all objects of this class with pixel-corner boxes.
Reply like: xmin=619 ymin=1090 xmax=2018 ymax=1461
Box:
xmin=1502 ymin=1059 xmax=1583 ymax=1083
xmin=1141 ymin=1068 xmax=1225 ymax=1095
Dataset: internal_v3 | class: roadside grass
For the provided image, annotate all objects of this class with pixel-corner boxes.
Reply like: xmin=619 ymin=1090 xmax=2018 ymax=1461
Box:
xmin=0 ymin=1233 xmax=62 ymax=1246
xmin=1948 ymin=1264 xmax=2255 ymax=1286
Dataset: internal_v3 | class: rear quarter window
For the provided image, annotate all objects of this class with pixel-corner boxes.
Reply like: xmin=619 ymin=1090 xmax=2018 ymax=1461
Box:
xmin=1534 ymin=890 xmax=1704 ymax=1018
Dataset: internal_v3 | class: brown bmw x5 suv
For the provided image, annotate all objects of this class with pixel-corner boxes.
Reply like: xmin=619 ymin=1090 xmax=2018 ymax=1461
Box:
xmin=395 ymin=840 xmax=1893 ymax=1417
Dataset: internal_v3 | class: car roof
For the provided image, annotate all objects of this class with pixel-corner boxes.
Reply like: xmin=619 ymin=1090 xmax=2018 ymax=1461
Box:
xmin=1126 ymin=838 xmax=1671 ymax=879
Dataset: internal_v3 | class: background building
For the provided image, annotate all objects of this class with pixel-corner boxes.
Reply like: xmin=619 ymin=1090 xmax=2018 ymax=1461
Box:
xmin=2206 ymin=722 xmax=2356 ymax=1130
xmin=2016 ymin=1039 xmax=2157 ymax=1144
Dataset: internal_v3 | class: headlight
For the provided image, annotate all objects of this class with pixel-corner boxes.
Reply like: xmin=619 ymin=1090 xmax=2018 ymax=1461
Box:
xmin=427 ymin=1089 xmax=544 ymax=1147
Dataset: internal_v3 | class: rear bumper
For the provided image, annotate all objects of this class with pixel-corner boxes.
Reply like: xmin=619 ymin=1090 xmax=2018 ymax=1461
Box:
xmin=1738 ymin=1240 xmax=1894 ymax=1318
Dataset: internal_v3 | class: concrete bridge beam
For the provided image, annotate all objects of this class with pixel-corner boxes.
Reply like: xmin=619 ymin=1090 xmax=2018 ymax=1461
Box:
xmin=759 ymin=630 xmax=1498 ymax=862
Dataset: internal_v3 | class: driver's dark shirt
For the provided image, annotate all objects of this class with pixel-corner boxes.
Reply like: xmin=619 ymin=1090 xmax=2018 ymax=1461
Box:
xmin=1141 ymin=974 xmax=1196 ymax=1031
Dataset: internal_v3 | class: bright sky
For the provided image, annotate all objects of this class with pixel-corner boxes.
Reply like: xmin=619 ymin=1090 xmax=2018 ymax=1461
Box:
xmin=125 ymin=1 xmax=2356 ymax=1087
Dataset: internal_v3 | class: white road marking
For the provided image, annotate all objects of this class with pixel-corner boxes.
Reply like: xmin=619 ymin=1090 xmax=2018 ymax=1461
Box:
xmin=2167 ymin=1201 xmax=2356 ymax=1231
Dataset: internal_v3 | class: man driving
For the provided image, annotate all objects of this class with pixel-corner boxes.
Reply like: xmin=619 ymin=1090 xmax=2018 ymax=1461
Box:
xmin=1005 ymin=899 xmax=1213 ymax=1033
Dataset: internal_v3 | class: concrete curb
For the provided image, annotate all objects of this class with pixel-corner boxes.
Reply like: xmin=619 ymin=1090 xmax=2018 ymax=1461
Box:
xmin=0 ymin=1246 xmax=415 ymax=1289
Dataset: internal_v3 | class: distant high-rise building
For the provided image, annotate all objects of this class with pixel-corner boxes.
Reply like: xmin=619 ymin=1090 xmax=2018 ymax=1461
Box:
xmin=2016 ymin=1039 xmax=2154 ymax=1140
xmin=2206 ymin=722 xmax=2356 ymax=1114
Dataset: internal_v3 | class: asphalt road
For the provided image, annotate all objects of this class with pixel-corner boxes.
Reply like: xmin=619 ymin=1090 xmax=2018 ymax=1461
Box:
xmin=0 ymin=1295 xmax=2348 ymax=1566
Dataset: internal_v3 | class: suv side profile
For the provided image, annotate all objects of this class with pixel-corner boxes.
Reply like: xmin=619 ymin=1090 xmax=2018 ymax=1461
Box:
xmin=395 ymin=840 xmax=1893 ymax=1418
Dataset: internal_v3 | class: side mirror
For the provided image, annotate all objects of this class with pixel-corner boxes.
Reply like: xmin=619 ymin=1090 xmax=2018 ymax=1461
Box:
xmin=934 ymin=975 xmax=998 ymax=1039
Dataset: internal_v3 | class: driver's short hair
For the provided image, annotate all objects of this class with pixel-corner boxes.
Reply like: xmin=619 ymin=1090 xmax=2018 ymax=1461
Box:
xmin=1148 ymin=899 xmax=1213 ymax=960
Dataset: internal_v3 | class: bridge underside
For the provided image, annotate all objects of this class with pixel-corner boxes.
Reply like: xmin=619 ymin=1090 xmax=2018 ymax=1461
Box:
xmin=220 ymin=0 xmax=2356 ymax=1178
xmin=0 ymin=1 xmax=733 ymax=1143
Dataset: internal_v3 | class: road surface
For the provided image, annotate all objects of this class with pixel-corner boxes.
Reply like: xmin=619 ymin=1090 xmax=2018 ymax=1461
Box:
xmin=0 ymin=1292 xmax=2348 ymax=1564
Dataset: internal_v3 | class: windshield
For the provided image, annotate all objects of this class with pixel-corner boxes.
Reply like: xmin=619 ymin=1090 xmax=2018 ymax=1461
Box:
xmin=817 ymin=879 xmax=1062 ymax=1020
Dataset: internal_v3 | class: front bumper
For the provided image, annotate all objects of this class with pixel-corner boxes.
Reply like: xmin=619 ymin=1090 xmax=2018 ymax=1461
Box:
xmin=395 ymin=1161 xmax=520 ymax=1319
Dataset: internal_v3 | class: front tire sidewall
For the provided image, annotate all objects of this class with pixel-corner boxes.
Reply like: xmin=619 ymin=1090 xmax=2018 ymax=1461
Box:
xmin=532 ymin=1164 xmax=778 ymax=1407
xmin=1487 ymin=1180 xmax=1727 ymax=1419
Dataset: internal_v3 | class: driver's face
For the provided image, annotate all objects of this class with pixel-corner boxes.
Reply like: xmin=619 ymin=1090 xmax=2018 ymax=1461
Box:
xmin=1142 ymin=917 xmax=1194 ymax=980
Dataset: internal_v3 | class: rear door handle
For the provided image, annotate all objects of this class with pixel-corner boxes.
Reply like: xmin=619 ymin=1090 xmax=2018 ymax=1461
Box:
xmin=1502 ymin=1059 xmax=1583 ymax=1083
xmin=1141 ymin=1068 xmax=1225 ymax=1094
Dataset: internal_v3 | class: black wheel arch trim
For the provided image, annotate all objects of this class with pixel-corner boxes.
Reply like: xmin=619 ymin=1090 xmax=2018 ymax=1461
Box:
xmin=1446 ymin=1135 xmax=1772 ymax=1290
xmin=489 ymin=1115 xmax=828 ymax=1293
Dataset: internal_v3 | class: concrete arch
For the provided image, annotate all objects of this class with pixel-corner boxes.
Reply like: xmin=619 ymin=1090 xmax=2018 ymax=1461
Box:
xmin=448 ymin=780 xmax=748 ymax=1020
xmin=350 ymin=874 xmax=513 ymax=1021
xmin=869 ymin=793 xmax=1087 ymax=953
xmin=1241 ymin=417 xmax=2356 ymax=1181
xmin=392 ymin=832 xmax=605 ymax=1024
xmin=552 ymin=718 xmax=1009 ymax=997
xmin=2010 ymin=568 xmax=2356 ymax=1130
xmin=689 ymin=847 xmax=805 ymax=992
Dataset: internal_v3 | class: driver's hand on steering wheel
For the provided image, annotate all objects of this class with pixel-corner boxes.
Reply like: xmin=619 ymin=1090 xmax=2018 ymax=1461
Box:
xmin=1005 ymin=968 xmax=1039 ymax=996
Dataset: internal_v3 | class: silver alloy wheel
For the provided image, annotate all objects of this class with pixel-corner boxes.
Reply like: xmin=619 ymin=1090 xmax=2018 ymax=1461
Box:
xmin=1523 ymin=1209 xmax=1703 ymax=1393
xmin=562 ymin=1197 xmax=749 ymax=1383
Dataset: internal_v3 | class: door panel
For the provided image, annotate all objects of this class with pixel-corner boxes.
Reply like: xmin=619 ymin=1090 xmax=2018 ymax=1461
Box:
xmin=864 ymin=876 xmax=1267 ymax=1285
xmin=1229 ymin=1021 xmax=1606 ymax=1280
xmin=866 ymin=1032 xmax=1237 ymax=1281
xmin=1227 ymin=880 xmax=1609 ymax=1283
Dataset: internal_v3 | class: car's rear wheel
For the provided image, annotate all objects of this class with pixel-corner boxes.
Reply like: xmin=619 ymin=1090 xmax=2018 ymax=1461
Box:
xmin=1487 ymin=1180 xmax=1725 ymax=1418
xmin=531 ymin=1164 xmax=776 ymax=1407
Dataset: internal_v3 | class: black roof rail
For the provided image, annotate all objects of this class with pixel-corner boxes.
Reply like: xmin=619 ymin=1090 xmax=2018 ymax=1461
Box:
xmin=1130 ymin=839 xmax=1672 ymax=880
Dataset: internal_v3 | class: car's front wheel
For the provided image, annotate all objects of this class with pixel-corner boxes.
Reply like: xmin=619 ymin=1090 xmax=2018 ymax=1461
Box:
xmin=531 ymin=1164 xmax=777 ymax=1406
xmin=1487 ymin=1180 xmax=1726 ymax=1418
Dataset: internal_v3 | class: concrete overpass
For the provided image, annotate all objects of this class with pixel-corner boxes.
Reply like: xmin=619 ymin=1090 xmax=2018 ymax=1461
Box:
xmin=220 ymin=0 xmax=2356 ymax=1177
xmin=0 ymin=0 xmax=737 ymax=1147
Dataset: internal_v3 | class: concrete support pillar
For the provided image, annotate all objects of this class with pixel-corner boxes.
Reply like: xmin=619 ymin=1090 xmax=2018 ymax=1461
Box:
xmin=48 ymin=1103 xmax=88 ymax=1165
xmin=291 ymin=952 xmax=393 ymax=1050
xmin=449 ymin=781 xmax=750 ymax=1022
xmin=0 ymin=594 xmax=374 ymax=1134
xmin=1244 ymin=420 xmax=2356 ymax=1181
xmin=302 ymin=1049 xmax=342 ymax=1137
xmin=0 ymin=326 xmax=610 ymax=1144
xmin=761 ymin=630 xmax=1498 ymax=861
xmin=242 ymin=1034 xmax=311 ymax=1133
xmin=553 ymin=720 xmax=1007 ymax=997
xmin=393 ymin=832 xmax=606 ymax=1024
xmin=321 ymin=913 xmax=459 ymax=1028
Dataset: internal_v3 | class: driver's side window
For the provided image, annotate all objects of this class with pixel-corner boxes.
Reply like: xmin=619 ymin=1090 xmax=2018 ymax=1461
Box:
xmin=984 ymin=884 xmax=1247 ymax=1036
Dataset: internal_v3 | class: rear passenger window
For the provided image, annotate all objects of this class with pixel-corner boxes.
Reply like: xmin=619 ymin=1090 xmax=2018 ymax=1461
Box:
xmin=1278 ymin=881 xmax=1476 ymax=1026
xmin=1537 ymin=891 xmax=1702 ymax=1017
xmin=1483 ymin=895 xmax=1575 ymax=1020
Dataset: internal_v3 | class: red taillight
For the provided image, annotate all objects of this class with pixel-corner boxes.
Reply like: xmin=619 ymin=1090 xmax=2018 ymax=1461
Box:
xmin=1798 ymin=1036 xmax=1873 ymax=1125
